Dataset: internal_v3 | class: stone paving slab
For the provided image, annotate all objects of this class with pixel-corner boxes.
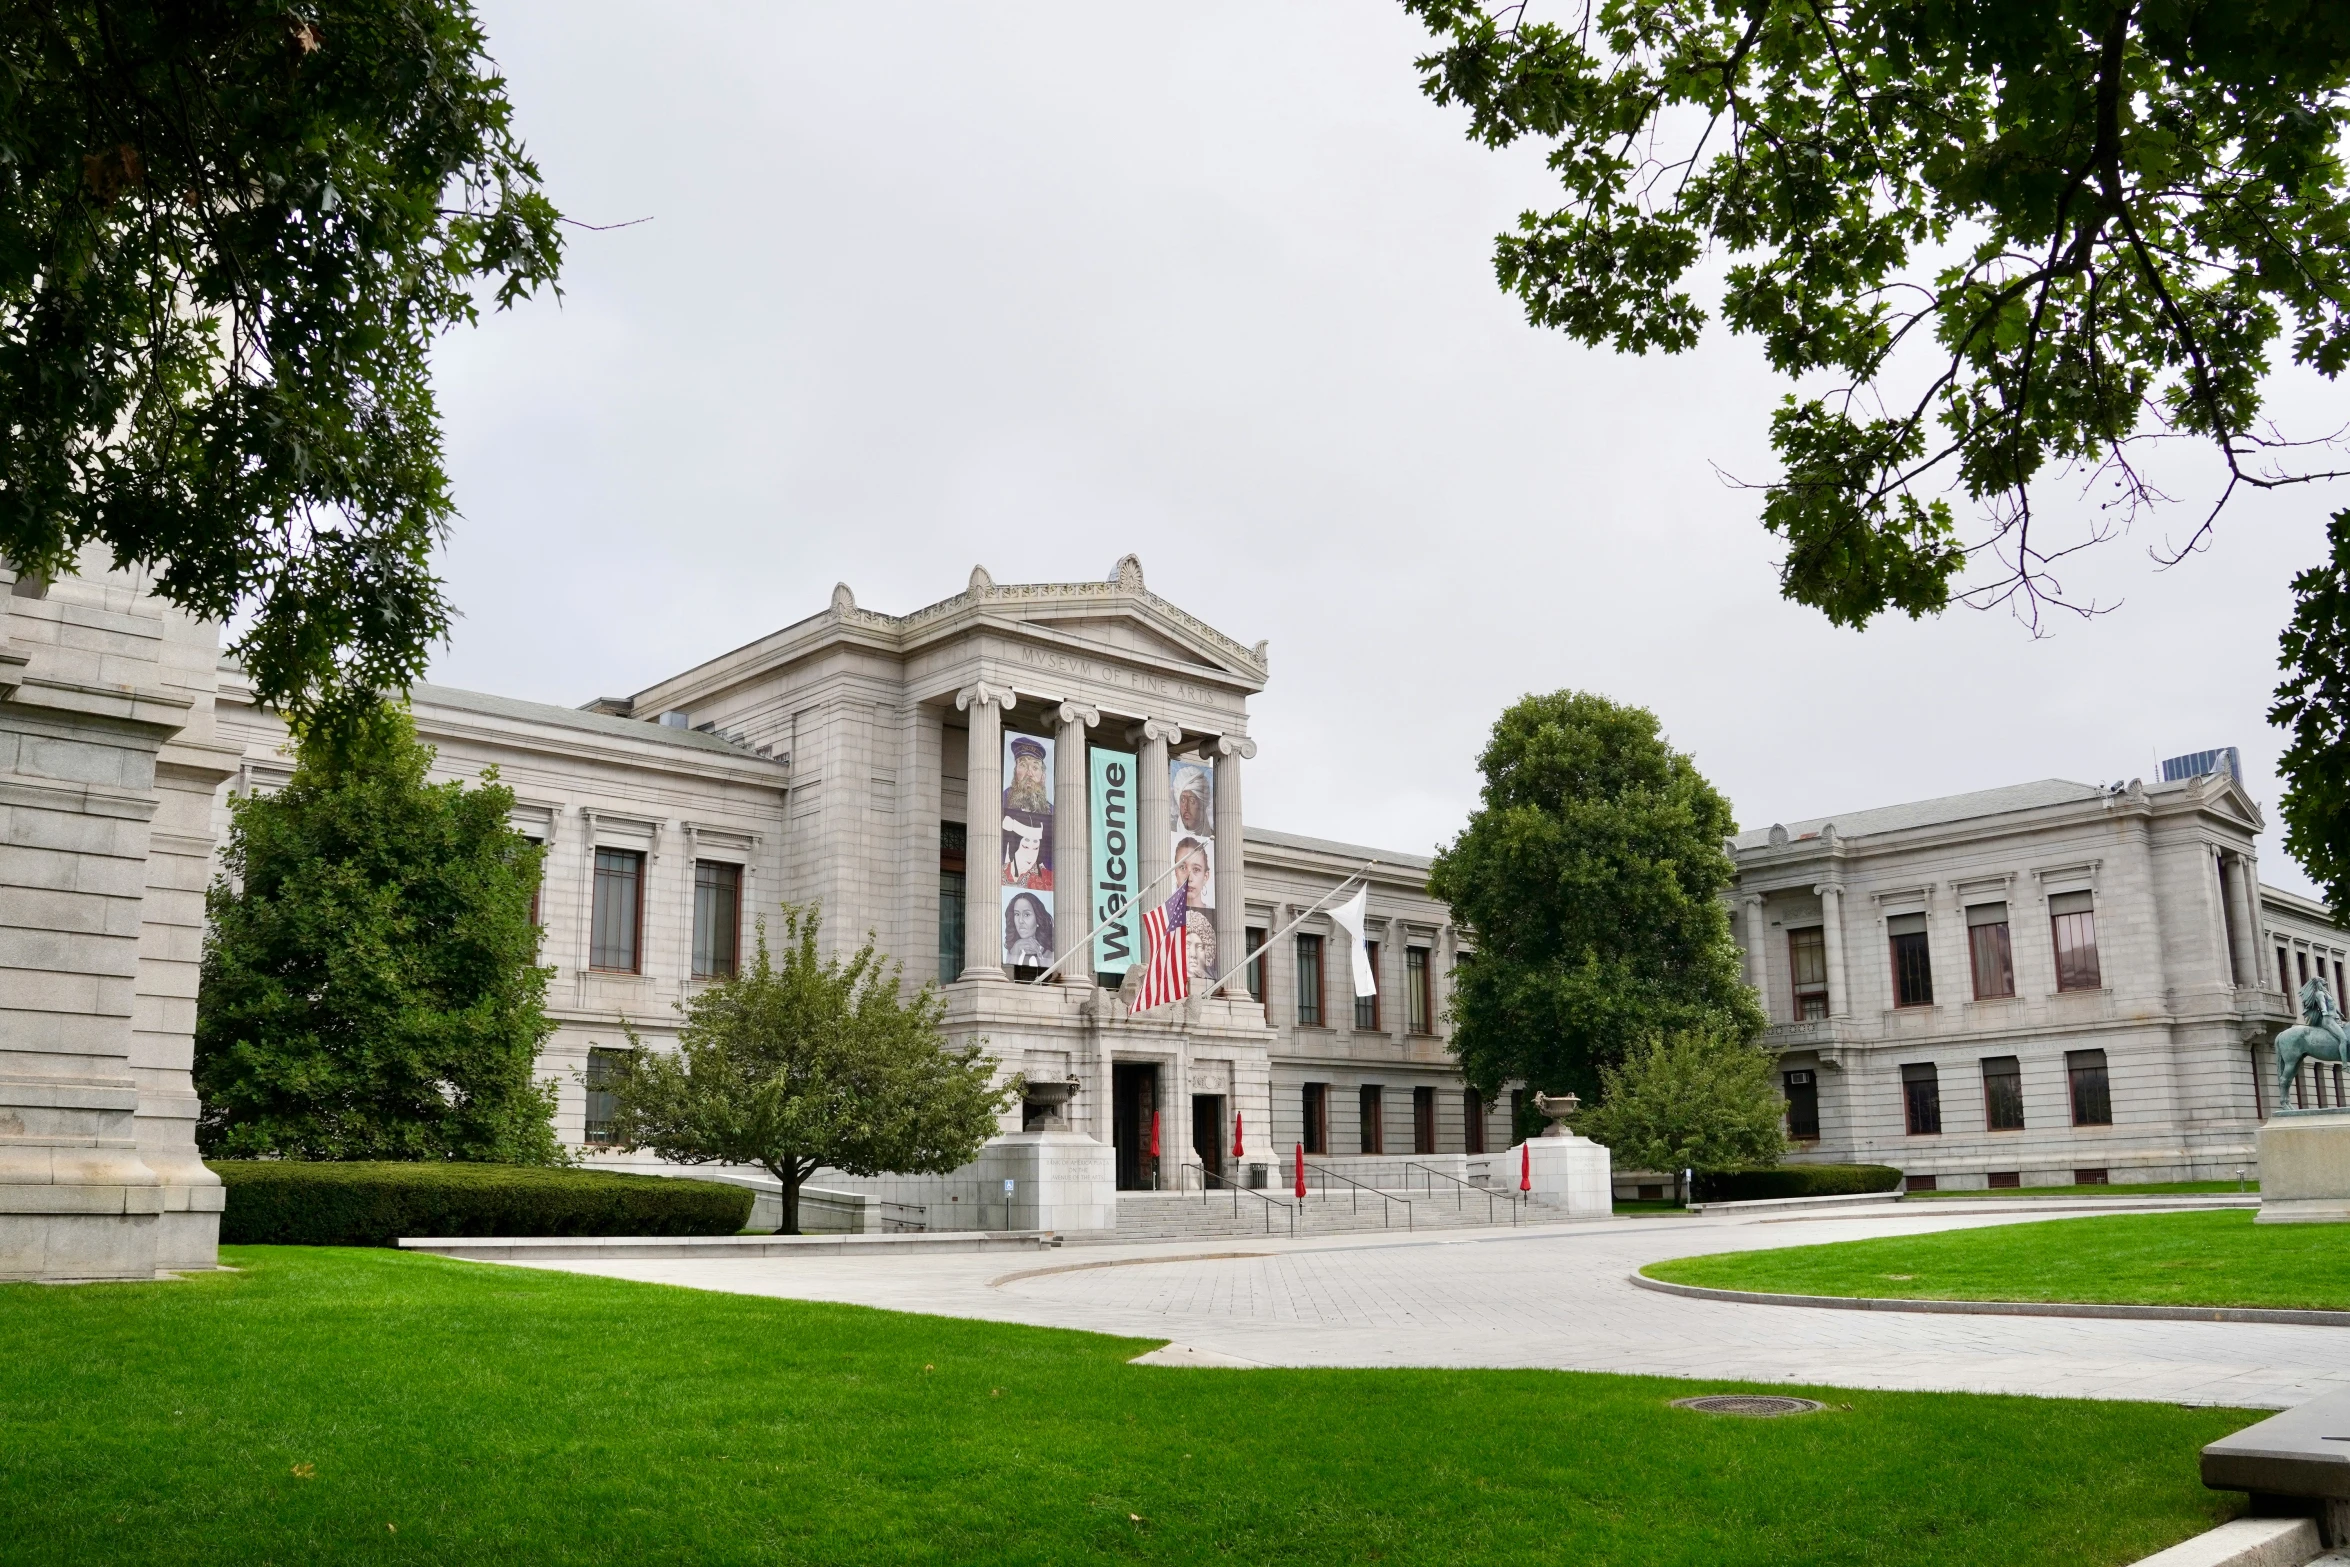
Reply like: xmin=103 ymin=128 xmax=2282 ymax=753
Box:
xmin=494 ymin=1206 xmax=2350 ymax=1409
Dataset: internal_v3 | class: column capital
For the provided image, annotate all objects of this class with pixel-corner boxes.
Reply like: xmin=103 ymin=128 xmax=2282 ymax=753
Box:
xmin=955 ymin=681 xmax=1013 ymax=713
xmin=1812 ymin=881 xmax=1844 ymax=900
xmin=1214 ymin=734 xmax=1257 ymax=760
xmin=1131 ymin=716 xmax=1184 ymax=747
xmin=1055 ymin=700 xmax=1100 ymax=729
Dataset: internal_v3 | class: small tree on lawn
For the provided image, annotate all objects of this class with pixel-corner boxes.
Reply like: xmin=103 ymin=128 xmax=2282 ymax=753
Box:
xmin=1575 ymin=1024 xmax=1785 ymax=1205
xmin=601 ymin=906 xmax=1013 ymax=1234
xmin=196 ymin=703 xmax=560 ymax=1163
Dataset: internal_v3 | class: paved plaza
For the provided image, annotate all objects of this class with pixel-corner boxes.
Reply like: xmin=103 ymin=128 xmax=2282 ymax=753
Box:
xmin=507 ymin=1201 xmax=2350 ymax=1410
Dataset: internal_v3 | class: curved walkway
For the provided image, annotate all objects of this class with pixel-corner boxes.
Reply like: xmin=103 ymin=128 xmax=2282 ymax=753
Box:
xmin=509 ymin=1203 xmax=2350 ymax=1410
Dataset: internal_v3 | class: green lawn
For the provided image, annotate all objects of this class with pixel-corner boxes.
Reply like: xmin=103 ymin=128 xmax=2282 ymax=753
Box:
xmin=1648 ymin=1209 xmax=2350 ymax=1310
xmin=0 ymin=1247 xmax=2258 ymax=1566
xmin=1906 ymin=1182 xmax=2254 ymax=1199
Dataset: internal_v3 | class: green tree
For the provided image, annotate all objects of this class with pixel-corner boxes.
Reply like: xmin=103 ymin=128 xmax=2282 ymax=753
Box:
xmin=1403 ymin=1 xmax=2350 ymax=903
xmin=1429 ymin=690 xmax=1763 ymax=1106
xmin=1576 ymin=1024 xmax=1787 ymax=1204
xmin=2276 ymin=509 xmax=2350 ymax=924
xmin=0 ymin=2 xmax=562 ymax=727
xmin=600 ymin=907 xmax=1014 ymax=1234
xmin=195 ymin=704 xmax=560 ymax=1163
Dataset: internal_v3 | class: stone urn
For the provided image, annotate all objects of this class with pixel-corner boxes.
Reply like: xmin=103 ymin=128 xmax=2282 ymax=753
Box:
xmin=1534 ymin=1091 xmax=1582 ymax=1138
xmin=1023 ymin=1077 xmax=1081 ymax=1132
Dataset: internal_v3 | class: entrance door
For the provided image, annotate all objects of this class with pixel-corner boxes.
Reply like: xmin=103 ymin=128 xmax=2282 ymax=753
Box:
xmin=1192 ymin=1094 xmax=1226 ymax=1185
xmin=1112 ymin=1063 xmax=1160 ymax=1191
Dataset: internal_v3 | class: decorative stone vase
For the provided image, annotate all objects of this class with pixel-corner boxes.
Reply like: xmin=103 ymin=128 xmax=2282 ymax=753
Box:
xmin=1023 ymin=1077 xmax=1080 ymax=1132
xmin=1534 ymin=1091 xmax=1582 ymax=1138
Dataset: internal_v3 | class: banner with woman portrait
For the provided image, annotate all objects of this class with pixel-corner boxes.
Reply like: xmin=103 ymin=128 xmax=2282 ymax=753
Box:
xmin=1001 ymin=730 xmax=1054 ymax=969
xmin=1170 ymin=755 xmax=1216 ymax=981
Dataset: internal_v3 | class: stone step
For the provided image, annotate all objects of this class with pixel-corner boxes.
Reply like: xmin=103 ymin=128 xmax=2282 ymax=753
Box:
xmin=1110 ymin=1189 xmax=1531 ymax=1242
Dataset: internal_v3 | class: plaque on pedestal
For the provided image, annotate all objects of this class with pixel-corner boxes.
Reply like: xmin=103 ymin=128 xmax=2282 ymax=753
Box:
xmin=2256 ymin=1109 xmax=2350 ymax=1224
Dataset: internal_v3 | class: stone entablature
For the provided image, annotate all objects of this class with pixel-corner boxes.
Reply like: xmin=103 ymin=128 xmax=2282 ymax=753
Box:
xmin=1730 ymin=770 xmax=2322 ymax=1187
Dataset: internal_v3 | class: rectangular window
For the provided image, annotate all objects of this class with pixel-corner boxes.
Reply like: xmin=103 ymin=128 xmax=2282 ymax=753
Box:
xmin=2338 ymin=958 xmax=2348 ymax=1012
xmin=693 ymin=861 xmax=742 ymax=979
xmin=1981 ymin=1055 xmax=2025 ymax=1131
xmin=2298 ymin=949 xmax=2312 ymax=990
xmin=2281 ymin=947 xmax=2294 ymax=996
xmin=2075 ymin=1167 xmax=2109 ymax=1186
xmin=1988 ymin=1171 xmax=2020 ymax=1189
xmin=1787 ymin=926 xmax=1828 ymax=1019
xmin=1295 ymin=933 xmax=1325 ymax=1026
xmin=589 ymin=848 xmax=644 ymax=973
xmin=523 ymin=837 xmax=545 ymax=934
xmin=1463 ymin=1089 xmax=1486 ymax=1155
xmin=1359 ymin=1084 xmax=1384 ymax=1155
xmin=2066 ymin=1048 xmax=2112 ymax=1126
xmin=2050 ymin=891 xmax=2101 ymax=992
xmin=1783 ymin=1069 xmax=1820 ymax=1140
xmin=1406 ymin=947 xmax=1433 ymax=1033
xmin=1245 ymin=926 xmax=1267 ymax=1008
xmin=1966 ymin=902 xmax=2015 ymax=1000
xmin=1413 ymin=1086 xmax=1436 ymax=1155
xmin=1889 ymin=913 xmax=1934 ymax=1008
xmin=1509 ymin=1088 xmax=1525 ymax=1142
xmin=584 ymin=1047 xmax=627 ymax=1146
xmin=1905 ymin=1174 xmax=1938 ymax=1193
xmin=1902 ymin=1061 xmax=1942 ymax=1135
xmin=1355 ymin=942 xmax=1382 ymax=1031
xmin=1301 ymin=1082 xmax=1328 ymax=1155
xmin=937 ymin=822 xmax=966 ymax=984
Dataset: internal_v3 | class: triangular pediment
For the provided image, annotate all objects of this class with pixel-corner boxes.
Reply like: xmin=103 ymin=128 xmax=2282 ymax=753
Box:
xmin=1019 ymin=613 xmax=1209 ymax=669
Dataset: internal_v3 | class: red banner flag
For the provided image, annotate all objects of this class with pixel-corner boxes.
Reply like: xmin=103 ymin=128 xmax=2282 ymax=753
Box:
xmin=1233 ymin=1111 xmax=1245 ymax=1160
xmin=1149 ymin=1110 xmax=1160 ymax=1158
xmin=1520 ymin=1141 xmax=1532 ymax=1193
xmin=1294 ymin=1142 xmax=1306 ymax=1199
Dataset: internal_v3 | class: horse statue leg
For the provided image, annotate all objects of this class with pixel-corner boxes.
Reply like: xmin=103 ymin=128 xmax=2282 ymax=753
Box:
xmin=2278 ymin=1027 xmax=2316 ymax=1111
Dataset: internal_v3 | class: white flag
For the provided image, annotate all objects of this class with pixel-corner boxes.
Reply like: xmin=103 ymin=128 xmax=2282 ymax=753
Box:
xmin=1329 ymin=887 xmax=1377 ymax=999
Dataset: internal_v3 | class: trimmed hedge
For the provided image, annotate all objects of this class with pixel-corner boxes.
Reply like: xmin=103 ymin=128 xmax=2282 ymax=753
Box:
xmin=1692 ymin=1164 xmax=1904 ymax=1203
xmin=209 ymin=1161 xmax=754 ymax=1247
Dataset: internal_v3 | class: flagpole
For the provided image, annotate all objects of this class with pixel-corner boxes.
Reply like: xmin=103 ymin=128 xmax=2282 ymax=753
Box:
xmin=1018 ymin=855 xmax=1191 ymax=987
xmin=1205 ymin=860 xmax=1381 ymax=996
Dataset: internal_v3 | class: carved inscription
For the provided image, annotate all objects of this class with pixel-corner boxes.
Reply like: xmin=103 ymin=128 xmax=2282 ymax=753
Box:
xmin=1016 ymin=644 xmax=1217 ymax=705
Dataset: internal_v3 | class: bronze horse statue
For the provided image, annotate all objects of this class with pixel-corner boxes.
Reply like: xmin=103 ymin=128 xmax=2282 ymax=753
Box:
xmin=2277 ymin=975 xmax=2350 ymax=1109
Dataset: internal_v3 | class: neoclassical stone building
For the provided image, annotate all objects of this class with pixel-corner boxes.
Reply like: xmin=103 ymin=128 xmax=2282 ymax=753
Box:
xmin=0 ymin=556 xmax=232 ymax=1282
xmin=212 ymin=559 xmax=1507 ymax=1231
xmin=1732 ymin=765 xmax=2344 ymax=1189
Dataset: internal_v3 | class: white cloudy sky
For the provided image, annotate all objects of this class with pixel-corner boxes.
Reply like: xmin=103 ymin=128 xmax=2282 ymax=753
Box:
xmin=428 ymin=2 xmax=2339 ymax=897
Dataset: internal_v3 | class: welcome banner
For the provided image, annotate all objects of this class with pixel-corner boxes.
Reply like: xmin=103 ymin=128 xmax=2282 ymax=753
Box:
xmin=1089 ymin=746 xmax=1139 ymax=976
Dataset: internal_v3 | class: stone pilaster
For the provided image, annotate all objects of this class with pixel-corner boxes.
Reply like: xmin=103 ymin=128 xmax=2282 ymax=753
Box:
xmin=1742 ymin=893 xmax=1769 ymax=1006
xmin=1212 ymin=735 xmax=1253 ymax=996
xmin=1054 ymin=701 xmax=1098 ymax=986
xmin=956 ymin=683 xmax=1012 ymax=980
xmin=1816 ymin=882 xmax=1849 ymax=1018
xmin=2225 ymin=851 xmax=2261 ymax=990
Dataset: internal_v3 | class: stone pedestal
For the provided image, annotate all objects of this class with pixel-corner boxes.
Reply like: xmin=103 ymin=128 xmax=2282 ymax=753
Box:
xmin=1514 ymin=1134 xmax=1613 ymax=1218
xmin=2256 ymin=1111 xmax=2350 ymax=1223
xmin=978 ymin=1130 xmax=1117 ymax=1239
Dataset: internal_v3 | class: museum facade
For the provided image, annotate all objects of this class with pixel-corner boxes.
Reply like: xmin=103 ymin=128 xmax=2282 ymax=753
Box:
xmin=211 ymin=557 xmax=1509 ymax=1226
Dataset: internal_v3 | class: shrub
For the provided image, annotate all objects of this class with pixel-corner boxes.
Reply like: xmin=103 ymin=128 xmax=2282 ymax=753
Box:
xmin=210 ymin=1161 xmax=753 ymax=1247
xmin=1692 ymin=1164 xmax=1903 ymax=1203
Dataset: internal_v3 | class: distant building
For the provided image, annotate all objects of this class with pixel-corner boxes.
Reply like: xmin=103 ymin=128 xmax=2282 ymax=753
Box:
xmin=1730 ymin=768 xmax=2346 ymax=1190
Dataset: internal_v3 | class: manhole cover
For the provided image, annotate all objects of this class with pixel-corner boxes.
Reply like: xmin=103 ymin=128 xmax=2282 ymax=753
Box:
xmin=1671 ymin=1394 xmax=1826 ymax=1418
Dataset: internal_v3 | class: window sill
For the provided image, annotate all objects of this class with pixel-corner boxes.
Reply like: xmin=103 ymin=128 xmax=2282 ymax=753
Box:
xmin=587 ymin=968 xmax=647 ymax=979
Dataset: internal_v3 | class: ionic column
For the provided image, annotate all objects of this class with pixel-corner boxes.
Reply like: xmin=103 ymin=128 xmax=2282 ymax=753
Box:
xmin=1212 ymin=735 xmax=1254 ymax=996
xmin=1816 ymin=882 xmax=1849 ymax=1018
xmin=2224 ymin=852 xmax=2261 ymax=990
xmin=1132 ymin=718 xmax=1181 ymax=907
xmin=956 ymin=683 xmax=1011 ymax=980
xmin=1742 ymin=893 xmax=1769 ymax=1005
xmin=1055 ymin=701 xmax=1099 ymax=985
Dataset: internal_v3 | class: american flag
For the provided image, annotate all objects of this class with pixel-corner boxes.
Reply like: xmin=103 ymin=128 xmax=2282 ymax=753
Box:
xmin=1130 ymin=883 xmax=1190 ymax=1014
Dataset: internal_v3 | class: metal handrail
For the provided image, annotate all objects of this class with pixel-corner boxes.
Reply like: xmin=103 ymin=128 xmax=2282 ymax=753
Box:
xmin=1403 ymin=1161 xmax=1523 ymax=1227
xmin=1178 ymin=1161 xmax=1296 ymax=1236
xmin=1303 ymin=1161 xmax=1413 ymax=1231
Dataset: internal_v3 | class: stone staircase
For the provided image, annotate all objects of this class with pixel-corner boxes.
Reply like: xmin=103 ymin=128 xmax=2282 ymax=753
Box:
xmin=1111 ymin=1187 xmax=1532 ymax=1243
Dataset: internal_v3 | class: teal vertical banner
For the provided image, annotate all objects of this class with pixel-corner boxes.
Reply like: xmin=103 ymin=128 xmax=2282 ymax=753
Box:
xmin=1089 ymin=746 xmax=1138 ymax=975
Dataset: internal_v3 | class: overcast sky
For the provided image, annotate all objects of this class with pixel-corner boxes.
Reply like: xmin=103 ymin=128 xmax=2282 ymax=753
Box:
xmin=427 ymin=2 xmax=2339 ymax=898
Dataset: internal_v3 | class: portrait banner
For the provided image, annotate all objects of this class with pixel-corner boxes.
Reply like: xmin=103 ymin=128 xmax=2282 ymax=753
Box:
xmin=1002 ymin=887 xmax=1055 ymax=971
xmin=1002 ymin=730 xmax=1054 ymax=892
xmin=1169 ymin=756 xmax=1213 ymax=913
xmin=1089 ymin=746 xmax=1138 ymax=976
